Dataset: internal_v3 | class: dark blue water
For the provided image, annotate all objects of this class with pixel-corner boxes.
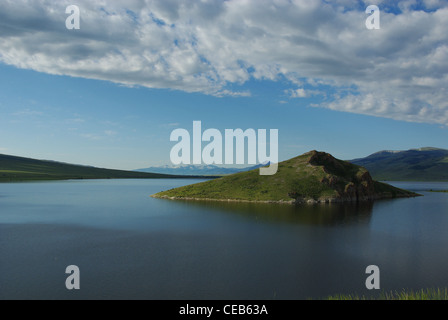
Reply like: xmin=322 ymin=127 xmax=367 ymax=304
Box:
xmin=0 ymin=179 xmax=447 ymax=299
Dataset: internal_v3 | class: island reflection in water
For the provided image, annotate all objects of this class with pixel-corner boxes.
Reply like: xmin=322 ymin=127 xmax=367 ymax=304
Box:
xmin=168 ymin=198 xmax=375 ymax=226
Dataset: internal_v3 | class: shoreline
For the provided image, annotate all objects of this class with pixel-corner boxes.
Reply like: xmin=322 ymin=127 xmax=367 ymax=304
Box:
xmin=151 ymin=192 xmax=421 ymax=205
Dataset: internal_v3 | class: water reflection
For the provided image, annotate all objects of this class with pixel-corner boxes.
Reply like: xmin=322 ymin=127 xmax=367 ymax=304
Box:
xmin=172 ymin=199 xmax=374 ymax=226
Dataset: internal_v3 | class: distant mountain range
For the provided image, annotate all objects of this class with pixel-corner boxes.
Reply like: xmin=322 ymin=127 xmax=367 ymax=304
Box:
xmin=140 ymin=147 xmax=448 ymax=181
xmin=1 ymin=146 xmax=447 ymax=182
xmin=350 ymin=147 xmax=448 ymax=181
xmin=136 ymin=163 xmax=266 ymax=176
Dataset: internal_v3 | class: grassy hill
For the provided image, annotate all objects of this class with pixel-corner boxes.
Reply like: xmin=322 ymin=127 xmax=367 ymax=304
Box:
xmin=152 ymin=150 xmax=418 ymax=204
xmin=350 ymin=147 xmax=448 ymax=181
xmin=0 ymin=153 xmax=183 ymax=182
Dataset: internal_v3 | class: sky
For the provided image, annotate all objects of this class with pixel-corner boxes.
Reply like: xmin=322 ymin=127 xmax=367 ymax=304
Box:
xmin=0 ymin=0 xmax=447 ymax=170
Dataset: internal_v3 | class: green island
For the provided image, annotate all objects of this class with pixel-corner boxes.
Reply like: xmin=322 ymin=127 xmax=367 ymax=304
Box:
xmin=152 ymin=150 xmax=420 ymax=204
xmin=326 ymin=288 xmax=448 ymax=300
xmin=428 ymin=189 xmax=448 ymax=193
xmin=0 ymin=153 xmax=189 ymax=182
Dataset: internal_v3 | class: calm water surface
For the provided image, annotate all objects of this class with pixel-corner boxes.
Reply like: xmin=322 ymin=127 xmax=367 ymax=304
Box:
xmin=0 ymin=179 xmax=447 ymax=299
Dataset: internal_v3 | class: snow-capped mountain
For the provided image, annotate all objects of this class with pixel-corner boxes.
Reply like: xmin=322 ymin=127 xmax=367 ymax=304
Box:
xmin=135 ymin=163 xmax=267 ymax=176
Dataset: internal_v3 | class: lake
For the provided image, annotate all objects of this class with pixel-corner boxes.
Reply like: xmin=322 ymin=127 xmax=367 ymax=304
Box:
xmin=0 ymin=179 xmax=447 ymax=299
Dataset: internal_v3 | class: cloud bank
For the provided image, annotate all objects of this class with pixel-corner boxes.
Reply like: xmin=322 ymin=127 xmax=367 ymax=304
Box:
xmin=0 ymin=0 xmax=447 ymax=125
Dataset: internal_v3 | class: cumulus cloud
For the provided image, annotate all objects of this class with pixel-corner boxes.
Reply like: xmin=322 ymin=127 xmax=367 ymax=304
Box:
xmin=0 ymin=0 xmax=447 ymax=125
xmin=287 ymin=87 xmax=324 ymax=98
xmin=290 ymin=88 xmax=308 ymax=98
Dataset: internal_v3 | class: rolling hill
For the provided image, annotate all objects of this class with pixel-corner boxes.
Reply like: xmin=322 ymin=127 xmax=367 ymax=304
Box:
xmin=0 ymin=153 xmax=184 ymax=182
xmin=350 ymin=147 xmax=448 ymax=181
xmin=152 ymin=150 xmax=418 ymax=204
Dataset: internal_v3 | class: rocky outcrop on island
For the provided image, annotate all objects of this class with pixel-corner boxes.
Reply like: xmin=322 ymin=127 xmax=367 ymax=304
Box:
xmin=152 ymin=150 xmax=420 ymax=204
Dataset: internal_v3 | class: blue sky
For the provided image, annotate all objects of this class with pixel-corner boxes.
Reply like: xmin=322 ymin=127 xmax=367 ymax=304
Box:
xmin=1 ymin=0 xmax=447 ymax=170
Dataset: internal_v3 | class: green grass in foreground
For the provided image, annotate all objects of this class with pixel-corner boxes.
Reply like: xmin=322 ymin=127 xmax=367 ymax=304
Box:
xmin=327 ymin=288 xmax=448 ymax=300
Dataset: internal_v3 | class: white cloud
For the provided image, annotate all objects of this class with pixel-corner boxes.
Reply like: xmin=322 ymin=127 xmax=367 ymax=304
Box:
xmin=290 ymin=88 xmax=308 ymax=98
xmin=287 ymin=87 xmax=324 ymax=98
xmin=0 ymin=0 xmax=447 ymax=124
xmin=422 ymin=0 xmax=448 ymax=9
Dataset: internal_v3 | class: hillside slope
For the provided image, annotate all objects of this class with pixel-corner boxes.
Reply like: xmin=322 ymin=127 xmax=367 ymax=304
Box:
xmin=152 ymin=150 xmax=418 ymax=204
xmin=350 ymin=147 xmax=448 ymax=181
xmin=0 ymin=154 xmax=180 ymax=182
